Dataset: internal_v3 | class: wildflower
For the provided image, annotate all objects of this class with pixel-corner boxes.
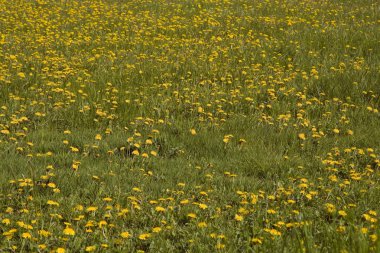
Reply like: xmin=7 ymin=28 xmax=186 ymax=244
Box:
xmin=199 ymin=203 xmax=208 ymax=209
xmin=22 ymin=232 xmax=32 ymax=239
xmin=120 ymin=231 xmax=131 ymax=238
xmin=98 ymin=220 xmax=107 ymax=228
xmin=234 ymin=214 xmax=244 ymax=221
xmin=38 ymin=244 xmax=47 ymax=250
xmin=370 ymin=234 xmax=377 ymax=242
xmin=86 ymin=206 xmax=98 ymax=212
xmin=47 ymin=200 xmax=59 ymax=206
xmin=85 ymin=246 xmax=96 ymax=252
xmin=251 ymin=237 xmax=263 ymax=244
xmin=198 ymin=222 xmax=207 ymax=228
xmin=238 ymin=138 xmax=247 ymax=144
xmin=0 ymin=129 xmax=10 ymax=135
xmin=155 ymin=206 xmax=166 ymax=212
xmin=325 ymin=203 xmax=336 ymax=213
xmin=298 ymin=133 xmax=306 ymax=140
xmin=2 ymin=218 xmax=10 ymax=225
xmin=216 ymin=243 xmax=225 ymax=249
xmin=152 ymin=227 xmax=162 ymax=233
xmin=265 ymin=228 xmax=282 ymax=236
xmin=63 ymin=227 xmax=75 ymax=236
xmin=70 ymin=146 xmax=79 ymax=152
xmin=138 ymin=233 xmax=151 ymax=240
xmin=338 ymin=210 xmax=347 ymax=217
xmin=38 ymin=229 xmax=51 ymax=237
xmin=187 ymin=213 xmax=197 ymax=219
xmin=223 ymin=135 xmax=233 ymax=143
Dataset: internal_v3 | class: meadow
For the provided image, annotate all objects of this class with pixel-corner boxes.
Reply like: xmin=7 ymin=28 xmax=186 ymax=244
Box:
xmin=0 ymin=0 xmax=379 ymax=252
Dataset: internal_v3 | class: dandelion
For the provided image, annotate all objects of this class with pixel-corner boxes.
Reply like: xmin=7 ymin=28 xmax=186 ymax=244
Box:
xmin=63 ymin=227 xmax=75 ymax=236
xmin=234 ymin=214 xmax=244 ymax=221
xmin=56 ymin=248 xmax=66 ymax=253
xmin=120 ymin=231 xmax=131 ymax=238
xmin=85 ymin=246 xmax=96 ymax=252
xmin=2 ymin=218 xmax=10 ymax=225
xmin=38 ymin=229 xmax=51 ymax=237
xmin=298 ymin=133 xmax=306 ymax=140
xmin=199 ymin=203 xmax=208 ymax=209
xmin=86 ymin=206 xmax=98 ymax=212
xmin=155 ymin=206 xmax=166 ymax=212
xmin=152 ymin=227 xmax=162 ymax=233
xmin=370 ymin=234 xmax=378 ymax=242
xmin=251 ymin=237 xmax=263 ymax=244
xmin=216 ymin=243 xmax=225 ymax=249
xmin=138 ymin=233 xmax=151 ymax=240
xmin=325 ymin=203 xmax=336 ymax=213
xmin=0 ymin=129 xmax=10 ymax=135
xmin=338 ymin=210 xmax=347 ymax=217
xmin=22 ymin=232 xmax=32 ymax=239
xmin=198 ymin=222 xmax=207 ymax=228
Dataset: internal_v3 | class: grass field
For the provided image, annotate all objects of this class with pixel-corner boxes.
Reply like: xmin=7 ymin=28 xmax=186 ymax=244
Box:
xmin=0 ymin=0 xmax=380 ymax=252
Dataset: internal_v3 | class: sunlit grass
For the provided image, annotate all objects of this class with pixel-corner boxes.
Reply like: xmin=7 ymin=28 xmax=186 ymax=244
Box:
xmin=0 ymin=0 xmax=379 ymax=252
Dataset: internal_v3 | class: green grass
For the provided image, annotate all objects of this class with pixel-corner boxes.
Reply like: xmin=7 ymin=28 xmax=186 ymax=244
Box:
xmin=0 ymin=0 xmax=379 ymax=252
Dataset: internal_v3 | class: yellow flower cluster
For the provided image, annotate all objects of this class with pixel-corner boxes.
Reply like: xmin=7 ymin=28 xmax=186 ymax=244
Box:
xmin=0 ymin=0 xmax=379 ymax=252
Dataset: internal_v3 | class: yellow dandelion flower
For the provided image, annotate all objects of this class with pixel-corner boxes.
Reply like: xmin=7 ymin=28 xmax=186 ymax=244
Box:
xmin=85 ymin=246 xmax=96 ymax=252
xmin=155 ymin=206 xmax=166 ymax=212
xmin=56 ymin=248 xmax=66 ymax=253
xmin=2 ymin=218 xmax=10 ymax=225
xmin=298 ymin=133 xmax=306 ymax=140
xmin=370 ymin=234 xmax=377 ymax=242
xmin=120 ymin=231 xmax=131 ymax=238
xmin=338 ymin=210 xmax=347 ymax=217
xmin=234 ymin=214 xmax=244 ymax=221
xmin=22 ymin=232 xmax=32 ymax=239
xmin=38 ymin=244 xmax=47 ymax=250
xmin=199 ymin=203 xmax=208 ymax=210
xmin=216 ymin=243 xmax=225 ymax=249
xmin=0 ymin=129 xmax=10 ymax=135
xmin=86 ymin=206 xmax=98 ymax=212
xmin=138 ymin=233 xmax=151 ymax=240
xmin=187 ymin=213 xmax=197 ymax=219
xmin=63 ymin=227 xmax=75 ymax=236
xmin=152 ymin=227 xmax=162 ymax=233
xmin=47 ymin=200 xmax=59 ymax=206
xmin=38 ymin=229 xmax=51 ymax=237
xmin=251 ymin=237 xmax=263 ymax=244
xmin=198 ymin=222 xmax=207 ymax=228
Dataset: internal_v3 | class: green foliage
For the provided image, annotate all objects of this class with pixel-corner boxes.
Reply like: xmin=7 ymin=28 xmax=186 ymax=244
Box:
xmin=0 ymin=0 xmax=379 ymax=252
